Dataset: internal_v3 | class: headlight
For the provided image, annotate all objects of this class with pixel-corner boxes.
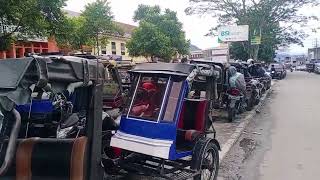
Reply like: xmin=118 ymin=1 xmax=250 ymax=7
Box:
xmin=56 ymin=126 xmax=73 ymax=138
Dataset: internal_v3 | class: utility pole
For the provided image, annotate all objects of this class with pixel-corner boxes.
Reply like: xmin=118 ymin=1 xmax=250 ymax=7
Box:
xmin=315 ymin=38 xmax=318 ymax=61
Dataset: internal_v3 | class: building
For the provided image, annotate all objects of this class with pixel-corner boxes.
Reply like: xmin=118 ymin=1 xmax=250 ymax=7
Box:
xmin=98 ymin=22 xmax=146 ymax=62
xmin=65 ymin=10 xmax=146 ymax=63
xmin=189 ymin=44 xmax=203 ymax=59
xmin=202 ymin=46 xmax=229 ymax=62
xmin=308 ymin=47 xmax=320 ymax=61
xmin=0 ymin=37 xmax=59 ymax=59
xmin=189 ymin=50 xmax=204 ymax=59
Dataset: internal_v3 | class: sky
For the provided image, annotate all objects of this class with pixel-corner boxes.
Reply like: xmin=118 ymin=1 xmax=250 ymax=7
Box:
xmin=66 ymin=0 xmax=320 ymax=54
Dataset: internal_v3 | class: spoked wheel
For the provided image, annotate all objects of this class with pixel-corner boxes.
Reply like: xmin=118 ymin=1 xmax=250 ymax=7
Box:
xmin=192 ymin=139 xmax=220 ymax=180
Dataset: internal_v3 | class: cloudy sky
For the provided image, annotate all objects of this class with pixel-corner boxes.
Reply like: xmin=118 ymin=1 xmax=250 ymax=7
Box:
xmin=66 ymin=0 xmax=320 ymax=54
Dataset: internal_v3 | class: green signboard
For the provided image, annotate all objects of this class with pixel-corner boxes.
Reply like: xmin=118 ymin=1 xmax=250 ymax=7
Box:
xmin=251 ymin=36 xmax=261 ymax=45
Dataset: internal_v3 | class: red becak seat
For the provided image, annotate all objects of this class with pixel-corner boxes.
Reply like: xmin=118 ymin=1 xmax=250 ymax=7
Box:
xmin=177 ymin=99 xmax=207 ymax=142
xmin=142 ymin=82 xmax=156 ymax=90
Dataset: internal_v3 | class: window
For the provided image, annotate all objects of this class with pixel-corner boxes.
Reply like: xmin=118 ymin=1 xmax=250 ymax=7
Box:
xmin=111 ymin=42 xmax=116 ymax=55
xmin=121 ymin=43 xmax=126 ymax=55
xmin=163 ymin=80 xmax=183 ymax=122
xmin=128 ymin=75 xmax=169 ymax=121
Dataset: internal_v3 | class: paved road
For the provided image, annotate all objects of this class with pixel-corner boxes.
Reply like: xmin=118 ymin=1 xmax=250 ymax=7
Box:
xmin=218 ymin=71 xmax=320 ymax=180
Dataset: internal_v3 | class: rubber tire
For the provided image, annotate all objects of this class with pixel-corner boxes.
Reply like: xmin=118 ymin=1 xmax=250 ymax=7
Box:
xmin=192 ymin=140 xmax=220 ymax=180
xmin=228 ymin=108 xmax=236 ymax=122
xmin=266 ymin=82 xmax=271 ymax=90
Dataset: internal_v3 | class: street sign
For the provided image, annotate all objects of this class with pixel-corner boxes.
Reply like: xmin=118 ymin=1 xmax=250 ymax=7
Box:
xmin=251 ymin=36 xmax=261 ymax=45
xmin=218 ymin=25 xmax=249 ymax=42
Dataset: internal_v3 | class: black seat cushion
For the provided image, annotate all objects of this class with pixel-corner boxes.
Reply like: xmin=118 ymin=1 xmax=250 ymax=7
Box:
xmin=1 ymin=137 xmax=87 ymax=180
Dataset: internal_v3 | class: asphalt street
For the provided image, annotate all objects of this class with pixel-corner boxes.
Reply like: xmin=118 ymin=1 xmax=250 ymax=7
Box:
xmin=218 ymin=71 xmax=320 ymax=180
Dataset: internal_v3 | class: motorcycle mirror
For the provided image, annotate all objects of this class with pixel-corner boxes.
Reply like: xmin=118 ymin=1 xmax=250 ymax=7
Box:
xmin=60 ymin=113 xmax=79 ymax=129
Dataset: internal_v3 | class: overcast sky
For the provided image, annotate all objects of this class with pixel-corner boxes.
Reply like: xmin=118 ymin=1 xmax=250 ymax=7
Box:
xmin=66 ymin=0 xmax=320 ymax=54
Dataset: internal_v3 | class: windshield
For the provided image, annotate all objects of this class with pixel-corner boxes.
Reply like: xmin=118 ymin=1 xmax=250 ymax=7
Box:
xmin=128 ymin=74 xmax=169 ymax=121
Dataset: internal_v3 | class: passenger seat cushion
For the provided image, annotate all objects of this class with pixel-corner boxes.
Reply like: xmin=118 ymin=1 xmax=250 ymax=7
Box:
xmin=185 ymin=130 xmax=202 ymax=142
xmin=177 ymin=104 xmax=185 ymax=129
xmin=70 ymin=137 xmax=87 ymax=180
xmin=16 ymin=138 xmax=37 ymax=180
xmin=15 ymin=137 xmax=87 ymax=180
xmin=194 ymin=100 xmax=207 ymax=131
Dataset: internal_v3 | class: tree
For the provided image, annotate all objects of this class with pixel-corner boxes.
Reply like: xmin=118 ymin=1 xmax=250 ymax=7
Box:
xmin=126 ymin=22 xmax=173 ymax=61
xmin=81 ymin=0 xmax=117 ymax=55
xmin=0 ymin=0 xmax=66 ymax=51
xmin=186 ymin=0 xmax=320 ymax=61
xmin=55 ymin=16 xmax=87 ymax=51
xmin=127 ymin=5 xmax=190 ymax=62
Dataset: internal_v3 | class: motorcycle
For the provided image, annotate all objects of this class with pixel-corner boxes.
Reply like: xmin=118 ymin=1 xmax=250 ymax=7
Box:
xmin=56 ymin=109 xmax=122 ymax=173
xmin=227 ymin=88 xmax=246 ymax=122
xmin=271 ymin=70 xmax=276 ymax=78
xmin=56 ymin=110 xmax=120 ymax=139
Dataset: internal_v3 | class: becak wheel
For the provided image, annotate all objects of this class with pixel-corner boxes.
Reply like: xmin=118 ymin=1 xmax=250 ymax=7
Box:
xmin=191 ymin=138 xmax=220 ymax=180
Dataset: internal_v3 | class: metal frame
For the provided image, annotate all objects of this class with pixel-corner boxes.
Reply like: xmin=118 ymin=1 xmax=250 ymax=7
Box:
xmin=118 ymin=156 xmax=200 ymax=180
xmin=87 ymin=82 xmax=104 ymax=180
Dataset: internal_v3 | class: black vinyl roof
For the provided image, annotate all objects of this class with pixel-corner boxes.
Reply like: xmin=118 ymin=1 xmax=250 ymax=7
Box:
xmin=0 ymin=58 xmax=36 ymax=89
xmin=0 ymin=56 xmax=104 ymax=89
xmin=130 ymin=63 xmax=195 ymax=76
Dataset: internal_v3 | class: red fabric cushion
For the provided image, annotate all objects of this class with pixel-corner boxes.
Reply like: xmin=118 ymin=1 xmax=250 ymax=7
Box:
xmin=194 ymin=100 xmax=207 ymax=131
xmin=142 ymin=82 xmax=156 ymax=90
xmin=178 ymin=103 xmax=185 ymax=129
xmin=185 ymin=130 xmax=202 ymax=142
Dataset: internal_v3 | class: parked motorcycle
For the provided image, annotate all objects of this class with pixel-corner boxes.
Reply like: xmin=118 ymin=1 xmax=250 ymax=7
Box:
xmin=227 ymin=88 xmax=246 ymax=122
xmin=56 ymin=110 xmax=120 ymax=139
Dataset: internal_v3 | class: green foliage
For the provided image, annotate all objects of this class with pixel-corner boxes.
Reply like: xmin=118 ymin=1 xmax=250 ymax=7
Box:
xmin=128 ymin=4 xmax=190 ymax=62
xmin=55 ymin=0 xmax=117 ymax=53
xmin=55 ymin=16 xmax=87 ymax=50
xmin=0 ymin=0 xmax=66 ymax=51
xmin=81 ymin=0 xmax=116 ymax=51
xmin=186 ymin=0 xmax=319 ymax=61
xmin=126 ymin=22 xmax=173 ymax=60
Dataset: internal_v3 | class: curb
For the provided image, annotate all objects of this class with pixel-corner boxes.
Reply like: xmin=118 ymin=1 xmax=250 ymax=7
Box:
xmin=219 ymin=82 xmax=274 ymax=162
